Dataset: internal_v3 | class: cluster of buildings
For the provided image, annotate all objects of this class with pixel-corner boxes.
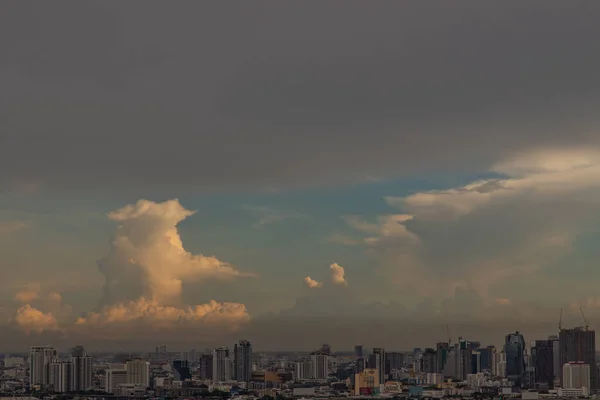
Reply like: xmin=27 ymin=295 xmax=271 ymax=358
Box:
xmin=0 ymin=324 xmax=598 ymax=398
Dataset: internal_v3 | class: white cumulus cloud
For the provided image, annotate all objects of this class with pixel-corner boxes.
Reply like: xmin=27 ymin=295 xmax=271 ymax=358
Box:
xmin=13 ymin=305 xmax=60 ymax=334
xmin=330 ymin=263 xmax=347 ymax=286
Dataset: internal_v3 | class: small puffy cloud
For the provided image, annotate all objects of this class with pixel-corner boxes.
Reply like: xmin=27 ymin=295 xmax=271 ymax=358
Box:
xmin=13 ymin=305 xmax=60 ymax=334
xmin=330 ymin=263 xmax=347 ymax=286
xmin=304 ymin=276 xmax=323 ymax=289
xmin=495 ymin=298 xmax=511 ymax=305
xmin=99 ymin=199 xmax=255 ymax=305
xmin=14 ymin=282 xmax=41 ymax=303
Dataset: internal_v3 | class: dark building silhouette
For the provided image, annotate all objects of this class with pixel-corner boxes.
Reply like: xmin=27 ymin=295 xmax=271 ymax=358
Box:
xmin=478 ymin=346 xmax=494 ymax=371
xmin=354 ymin=345 xmax=363 ymax=358
xmin=173 ymin=360 xmax=191 ymax=381
xmin=505 ymin=331 xmax=526 ymax=387
xmin=559 ymin=327 xmax=597 ymax=389
xmin=198 ymin=354 xmax=213 ymax=380
xmin=422 ymin=348 xmax=437 ymax=373
xmin=436 ymin=343 xmax=449 ymax=373
xmin=533 ymin=340 xmax=554 ymax=389
xmin=234 ymin=340 xmax=252 ymax=382
xmin=386 ymin=352 xmax=404 ymax=371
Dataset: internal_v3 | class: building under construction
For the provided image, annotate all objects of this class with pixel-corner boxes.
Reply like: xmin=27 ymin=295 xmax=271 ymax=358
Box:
xmin=559 ymin=327 xmax=597 ymax=389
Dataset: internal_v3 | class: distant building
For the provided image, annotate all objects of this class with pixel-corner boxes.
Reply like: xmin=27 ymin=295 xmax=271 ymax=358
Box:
xmin=354 ymin=345 xmax=363 ymax=358
xmin=505 ymin=331 xmax=526 ymax=387
xmin=234 ymin=340 xmax=252 ymax=382
xmin=370 ymin=348 xmax=386 ymax=383
xmin=105 ymin=369 xmax=127 ymax=394
xmin=199 ymin=353 xmax=213 ymax=380
xmin=48 ymin=360 xmax=72 ymax=393
xmin=559 ymin=327 xmax=597 ymax=389
xmin=533 ymin=340 xmax=554 ymax=389
xmin=563 ymin=362 xmax=591 ymax=390
xmin=173 ymin=360 xmax=191 ymax=382
xmin=311 ymin=351 xmax=329 ymax=379
xmin=354 ymin=368 xmax=380 ymax=396
xmin=29 ymin=346 xmax=57 ymax=386
xmin=125 ymin=358 xmax=150 ymax=388
xmin=70 ymin=345 xmax=93 ymax=391
xmin=212 ymin=347 xmax=231 ymax=382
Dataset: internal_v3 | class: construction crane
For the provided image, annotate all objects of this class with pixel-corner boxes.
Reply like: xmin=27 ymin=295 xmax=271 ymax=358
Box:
xmin=447 ymin=324 xmax=452 ymax=346
xmin=559 ymin=308 xmax=563 ymax=331
xmin=580 ymin=307 xmax=589 ymax=331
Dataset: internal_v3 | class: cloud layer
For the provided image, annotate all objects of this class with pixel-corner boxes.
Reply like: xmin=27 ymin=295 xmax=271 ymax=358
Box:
xmin=2 ymin=1 xmax=600 ymax=190
xmin=342 ymin=148 xmax=600 ymax=305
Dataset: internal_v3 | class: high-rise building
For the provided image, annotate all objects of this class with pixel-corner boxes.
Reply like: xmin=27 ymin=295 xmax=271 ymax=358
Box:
xmin=563 ymin=362 xmax=591 ymax=389
xmin=533 ymin=340 xmax=554 ymax=389
xmin=199 ymin=353 xmax=213 ymax=380
xmin=173 ymin=360 xmax=191 ymax=382
xmin=371 ymin=348 xmax=386 ymax=384
xmin=421 ymin=349 xmax=437 ymax=373
xmin=48 ymin=360 xmax=72 ymax=393
xmin=354 ymin=345 xmax=363 ymax=358
xmin=478 ymin=346 xmax=494 ymax=371
xmin=234 ymin=340 xmax=252 ymax=382
xmin=105 ymin=369 xmax=127 ymax=394
xmin=319 ymin=344 xmax=332 ymax=355
xmin=471 ymin=351 xmax=481 ymax=374
xmin=505 ymin=331 xmax=526 ymax=387
xmin=311 ymin=351 xmax=329 ymax=380
xmin=436 ymin=343 xmax=449 ymax=373
xmin=212 ymin=347 xmax=231 ymax=382
xmin=548 ymin=335 xmax=560 ymax=383
xmin=295 ymin=358 xmax=312 ymax=380
xmin=70 ymin=345 xmax=92 ymax=392
xmin=386 ymin=352 xmax=404 ymax=371
xmin=29 ymin=346 xmax=57 ymax=386
xmin=559 ymin=327 xmax=597 ymax=389
xmin=455 ymin=340 xmax=472 ymax=380
xmin=125 ymin=358 xmax=150 ymax=388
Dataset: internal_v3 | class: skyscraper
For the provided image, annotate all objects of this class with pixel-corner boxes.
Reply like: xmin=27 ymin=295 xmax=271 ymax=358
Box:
xmin=354 ymin=345 xmax=363 ymax=358
xmin=371 ymin=348 xmax=386 ymax=384
xmin=212 ymin=347 xmax=231 ymax=382
xmin=234 ymin=340 xmax=252 ymax=382
xmin=533 ymin=340 xmax=554 ymax=389
xmin=311 ymin=351 xmax=329 ymax=379
xmin=505 ymin=331 xmax=526 ymax=387
xmin=29 ymin=346 xmax=57 ymax=386
xmin=199 ymin=353 xmax=213 ymax=380
xmin=70 ymin=345 xmax=93 ymax=392
xmin=559 ymin=327 xmax=597 ymax=389
xmin=48 ymin=360 xmax=72 ymax=393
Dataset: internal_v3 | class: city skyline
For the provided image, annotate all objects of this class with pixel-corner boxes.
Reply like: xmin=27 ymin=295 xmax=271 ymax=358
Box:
xmin=4 ymin=0 xmax=600 ymax=351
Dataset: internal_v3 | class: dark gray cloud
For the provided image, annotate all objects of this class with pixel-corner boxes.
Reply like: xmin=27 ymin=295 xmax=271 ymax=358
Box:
xmin=2 ymin=1 xmax=600 ymax=191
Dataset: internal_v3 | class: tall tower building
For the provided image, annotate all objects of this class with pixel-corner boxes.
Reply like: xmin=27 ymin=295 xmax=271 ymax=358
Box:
xmin=532 ymin=340 xmax=554 ymax=389
xmin=29 ymin=346 xmax=57 ymax=386
xmin=311 ymin=351 xmax=329 ymax=379
xmin=199 ymin=353 xmax=213 ymax=380
xmin=559 ymin=327 xmax=597 ymax=389
xmin=48 ymin=360 xmax=72 ymax=393
xmin=505 ymin=331 xmax=526 ymax=387
xmin=548 ymin=335 xmax=560 ymax=383
xmin=125 ymin=358 xmax=150 ymax=387
xmin=234 ymin=340 xmax=252 ymax=382
xmin=70 ymin=345 xmax=93 ymax=391
xmin=371 ymin=348 xmax=386 ymax=384
xmin=354 ymin=345 xmax=363 ymax=358
xmin=212 ymin=347 xmax=231 ymax=382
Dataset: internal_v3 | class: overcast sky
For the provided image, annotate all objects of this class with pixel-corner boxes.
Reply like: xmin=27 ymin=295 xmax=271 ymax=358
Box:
xmin=1 ymin=0 xmax=600 ymax=351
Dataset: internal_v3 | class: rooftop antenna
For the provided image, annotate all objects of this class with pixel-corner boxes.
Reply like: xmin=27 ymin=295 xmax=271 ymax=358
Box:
xmin=580 ymin=307 xmax=589 ymax=331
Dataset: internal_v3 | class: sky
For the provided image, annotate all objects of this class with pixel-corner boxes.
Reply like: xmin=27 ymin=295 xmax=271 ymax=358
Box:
xmin=2 ymin=0 xmax=600 ymax=352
